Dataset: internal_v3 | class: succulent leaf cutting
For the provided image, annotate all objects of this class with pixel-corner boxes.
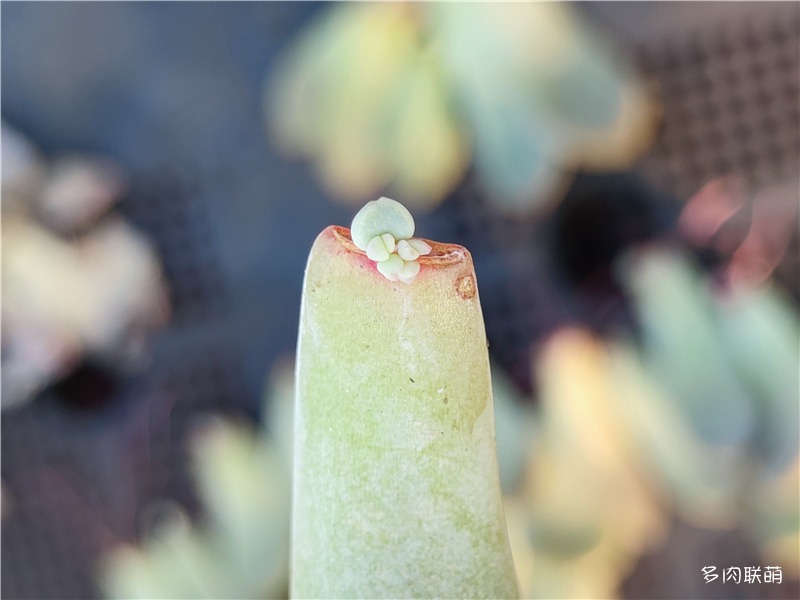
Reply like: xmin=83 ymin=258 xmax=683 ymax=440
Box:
xmin=293 ymin=202 xmax=519 ymax=597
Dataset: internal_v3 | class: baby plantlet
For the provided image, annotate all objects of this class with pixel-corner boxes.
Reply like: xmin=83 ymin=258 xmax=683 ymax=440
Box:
xmin=292 ymin=198 xmax=519 ymax=598
xmin=350 ymin=197 xmax=432 ymax=284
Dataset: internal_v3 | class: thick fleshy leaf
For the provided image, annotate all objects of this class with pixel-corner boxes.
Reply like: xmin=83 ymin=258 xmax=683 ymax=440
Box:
xmin=607 ymin=343 xmax=742 ymax=527
xmin=518 ymin=328 xmax=666 ymax=599
xmin=270 ymin=4 xmax=419 ymax=201
xmin=293 ymin=225 xmax=519 ymax=597
xmin=100 ymin=422 xmax=290 ymax=600
xmin=350 ymin=197 xmax=414 ymax=250
xmin=383 ymin=56 xmax=468 ymax=206
xmin=621 ymin=250 xmax=755 ymax=447
xmin=715 ymin=286 xmax=800 ymax=472
xmin=268 ymin=2 xmax=656 ymax=211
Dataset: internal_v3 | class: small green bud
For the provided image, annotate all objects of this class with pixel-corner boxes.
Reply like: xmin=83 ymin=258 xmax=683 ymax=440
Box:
xmin=397 ymin=239 xmax=419 ymax=261
xmin=351 ymin=197 xmax=415 ymax=251
xmin=366 ymin=235 xmax=391 ymax=262
xmin=376 ymin=254 xmax=405 ymax=281
xmin=380 ymin=233 xmax=396 ymax=254
xmin=407 ymin=238 xmax=432 ymax=256
xmin=398 ymin=259 xmax=421 ymax=284
xmin=352 ymin=198 xmax=433 ymax=284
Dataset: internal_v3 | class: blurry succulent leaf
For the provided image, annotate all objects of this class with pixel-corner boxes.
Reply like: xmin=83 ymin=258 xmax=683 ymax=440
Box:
xmin=3 ymin=216 xmax=164 ymax=350
xmin=715 ymin=286 xmax=800 ymax=473
xmin=102 ymin=517 xmax=229 ymax=600
xmin=608 ymin=343 xmax=742 ymax=527
xmin=564 ymin=82 xmax=658 ymax=171
xmin=527 ymin=514 xmax=602 ymax=559
xmin=264 ymin=354 xmax=296 ymax=468
xmin=749 ymin=458 xmax=800 ymax=576
xmin=315 ymin=5 xmax=422 ymax=200
xmin=530 ymin=329 xmax=664 ymax=546
xmin=101 ymin=419 xmax=290 ymax=600
xmin=502 ymin=497 xmax=536 ymax=598
xmin=518 ymin=328 xmax=666 ymax=598
xmin=385 ymin=57 xmax=468 ymax=207
xmin=508 ymin=490 xmax=623 ymax=600
xmin=490 ymin=363 xmax=533 ymax=493
xmin=439 ymin=0 xmax=655 ymax=188
xmin=453 ymin=67 xmax=566 ymax=209
xmin=752 ymin=459 xmax=800 ymax=540
xmin=621 ymin=250 xmax=755 ymax=447
xmin=39 ymin=156 xmax=128 ymax=232
xmin=269 ymin=5 xmax=355 ymax=157
xmin=431 ymin=2 xmax=577 ymax=88
xmin=429 ymin=1 xmax=651 ymax=210
xmin=431 ymin=3 xmax=568 ymax=210
xmin=2 ymin=214 xmax=167 ymax=408
xmin=268 ymin=2 xmax=654 ymax=212
xmin=270 ymin=4 xmax=420 ymax=202
xmin=541 ymin=47 xmax=621 ymax=130
xmin=191 ymin=420 xmax=290 ymax=593
xmin=469 ymin=93 xmax=567 ymax=211
xmin=542 ymin=7 xmax=656 ymax=170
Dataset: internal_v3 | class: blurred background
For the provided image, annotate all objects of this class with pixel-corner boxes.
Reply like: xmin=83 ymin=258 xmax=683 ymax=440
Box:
xmin=2 ymin=2 xmax=798 ymax=599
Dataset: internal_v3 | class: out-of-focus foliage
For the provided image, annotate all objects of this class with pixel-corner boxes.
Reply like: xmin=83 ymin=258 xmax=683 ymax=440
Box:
xmin=268 ymin=2 xmax=656 ymax=211
xmin=99 ymin=358 xmax=296 ymax=599
xmin=1 ymin=123 xmax=169 ymax=409
xmin=504 ymin=330 xmax=666 ymax=599
xmin=99 ymin=419 xmax=291 ymax=600
xmin=751 ymin=457 xmax=800 ymax=578
xmin=624 ymin=252 xmax=756 ymax=451
xmin=500 ymin=248 xmax=799 ymax=598
xmin=97 ymin=252 xmax=797 ymax=600
xmin=624 ymin=250 xmax=799 ymax=476
xmin=492 ymin=364 xmax=534 ymax=493
xmin=622 ymin=249 xmax=799 ymax=571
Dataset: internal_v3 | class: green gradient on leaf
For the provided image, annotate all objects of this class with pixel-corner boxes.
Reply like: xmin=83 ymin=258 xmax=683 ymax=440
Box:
xmin=292 ymin=220 xmax=519 ymax=598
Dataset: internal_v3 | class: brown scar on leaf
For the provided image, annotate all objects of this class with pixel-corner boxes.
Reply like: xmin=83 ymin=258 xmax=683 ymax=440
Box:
xmin=456 ymin=274 xmax=476 ymax=300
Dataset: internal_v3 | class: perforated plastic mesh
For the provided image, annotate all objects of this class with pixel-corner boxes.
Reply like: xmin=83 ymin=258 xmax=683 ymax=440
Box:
xmin=120 ymin=169 xmax=230 ymax=325
xmin=639 ymin=11 xmax=800 ymax=198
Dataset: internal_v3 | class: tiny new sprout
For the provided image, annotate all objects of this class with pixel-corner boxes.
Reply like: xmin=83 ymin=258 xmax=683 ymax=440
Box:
xmin=350 ymin=197 xmax=432 ymax=284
